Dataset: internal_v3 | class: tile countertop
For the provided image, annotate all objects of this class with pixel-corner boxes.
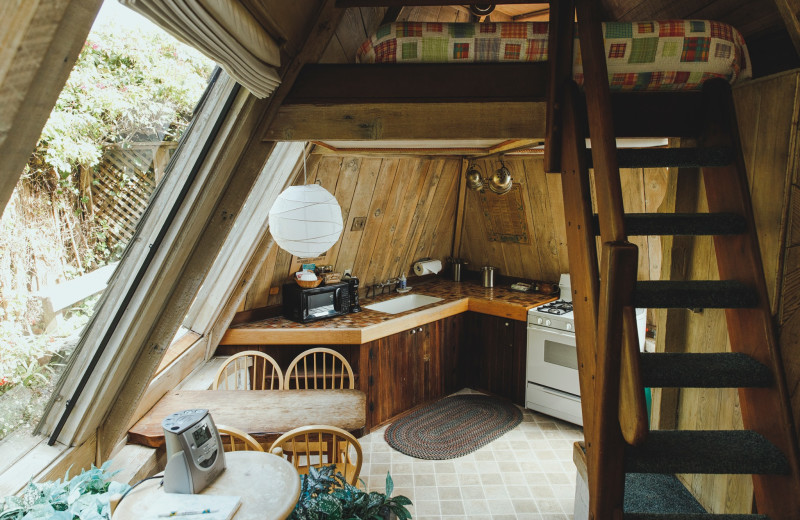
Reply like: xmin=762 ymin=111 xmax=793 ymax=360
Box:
xmin=220 ymin=278 xmax=558 ymax=346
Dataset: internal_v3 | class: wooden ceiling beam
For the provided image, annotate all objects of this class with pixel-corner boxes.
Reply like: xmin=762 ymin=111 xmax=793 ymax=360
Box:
xmin=774 ymin=0 xmax=800 ymax=55
xmin=265 ymin=101 xmax=547 ymax=140
xmin=284 ymin=63 xmax=548 ymax=104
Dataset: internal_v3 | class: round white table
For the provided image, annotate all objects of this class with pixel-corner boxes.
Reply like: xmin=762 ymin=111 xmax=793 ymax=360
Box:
xmin=113 ymin=451 xmax=300 ymax=520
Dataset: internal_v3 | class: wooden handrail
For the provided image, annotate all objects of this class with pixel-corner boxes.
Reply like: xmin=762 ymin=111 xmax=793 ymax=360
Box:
xmin=544 ymin=0 xmax=576 ymax=173
xmin=574 ymin=0 xmax=625 ymax=242
xmin=560 ymin=80 xmax=600 ymax=442
xmin=618 ymin=301 xmax=648 ymax=445
xmin=591 ymin=241 xmax=638 ymax=519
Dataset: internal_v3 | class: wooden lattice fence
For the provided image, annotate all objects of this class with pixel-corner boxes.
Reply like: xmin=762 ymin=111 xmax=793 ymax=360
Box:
xmin=90 ymin=142 xmax=177 ymax=246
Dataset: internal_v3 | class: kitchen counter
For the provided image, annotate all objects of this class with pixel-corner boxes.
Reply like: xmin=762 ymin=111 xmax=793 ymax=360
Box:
xmin=220 ymin=278 xmax=557 ymax=345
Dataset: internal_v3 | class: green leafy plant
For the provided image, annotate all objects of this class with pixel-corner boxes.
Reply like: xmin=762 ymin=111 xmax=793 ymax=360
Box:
xmin=290 ymin=465 xmax=412 ymax=520
xmin=0 ymin=461 xmax=130 ymax=520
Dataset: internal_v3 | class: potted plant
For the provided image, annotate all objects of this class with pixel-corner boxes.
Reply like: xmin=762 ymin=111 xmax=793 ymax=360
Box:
xmin=0 ymin=461 xmax=129 ymax=520
xmin=289 ymin=465 xmax=412 ymax=520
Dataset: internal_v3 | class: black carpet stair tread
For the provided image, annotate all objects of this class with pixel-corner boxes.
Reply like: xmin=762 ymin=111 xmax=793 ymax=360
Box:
xmin=634 ymin=280 xmax=757 ymax=309
xmin=640 ymin=352 xmax=772 ymax=388
xmin=591 ymin=213 xmax=747 ymax=236
xmin=625 ymin=514 xmax=770 ymax=519
xmin=585 ymin=146 xmax=734 ymax=169
xmin=624 ymin=474 xmax=707 ymax=515
xmin=625 ymin=430 xmax=790 ymax=475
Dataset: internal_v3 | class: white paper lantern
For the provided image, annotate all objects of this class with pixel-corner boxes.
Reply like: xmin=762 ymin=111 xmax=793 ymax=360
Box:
xmin=269 ymin=184 xmax=343 ymax=257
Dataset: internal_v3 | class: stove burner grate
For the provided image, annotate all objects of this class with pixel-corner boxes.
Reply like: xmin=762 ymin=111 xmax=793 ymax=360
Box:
xmin=536 ymin=300 xmax=574 ymax=315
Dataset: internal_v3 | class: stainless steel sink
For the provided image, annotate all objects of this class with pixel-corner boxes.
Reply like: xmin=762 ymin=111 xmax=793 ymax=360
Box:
xmin=364 ymin=294 xmax=443 ymax=314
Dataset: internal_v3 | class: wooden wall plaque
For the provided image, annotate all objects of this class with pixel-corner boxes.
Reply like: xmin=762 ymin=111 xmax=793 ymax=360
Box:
xmin=477 ymin=184 xmax=530 ymax=244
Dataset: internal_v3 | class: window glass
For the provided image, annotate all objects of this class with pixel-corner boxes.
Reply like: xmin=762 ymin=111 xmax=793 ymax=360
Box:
xmin=0 ymin=0 xmax=213 ymax=442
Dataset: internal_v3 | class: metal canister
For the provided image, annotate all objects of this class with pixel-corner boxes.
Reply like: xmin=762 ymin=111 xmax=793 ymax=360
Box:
xmin=450 ymin=258 xmax=468 ymax=282
xmin=481 ymin=266 xmax=497 ymax=288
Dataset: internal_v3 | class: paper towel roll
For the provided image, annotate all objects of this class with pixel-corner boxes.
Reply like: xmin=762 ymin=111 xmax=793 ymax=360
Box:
xmin=413 ymin=259 xmax=442 ymax=276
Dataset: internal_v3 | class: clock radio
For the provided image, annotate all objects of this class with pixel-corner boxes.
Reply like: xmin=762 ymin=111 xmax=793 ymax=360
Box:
xmin=162 ymin=409 xmax=226 ymax=494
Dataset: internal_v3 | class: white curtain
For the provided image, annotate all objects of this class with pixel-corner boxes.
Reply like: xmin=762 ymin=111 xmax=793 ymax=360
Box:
xmin=120 ymin=0 xmax=281 ymax=98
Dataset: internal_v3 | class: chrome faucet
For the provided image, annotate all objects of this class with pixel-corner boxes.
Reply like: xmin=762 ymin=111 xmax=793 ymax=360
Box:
xmin=367 ymin=278 xmax=400 ymax=298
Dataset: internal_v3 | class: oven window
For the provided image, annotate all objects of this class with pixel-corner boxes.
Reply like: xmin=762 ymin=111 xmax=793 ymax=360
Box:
xmin=544 ymin=340 xmax=579 ymax=370
xmin=308 ymin=291 xmax=335 ymax=312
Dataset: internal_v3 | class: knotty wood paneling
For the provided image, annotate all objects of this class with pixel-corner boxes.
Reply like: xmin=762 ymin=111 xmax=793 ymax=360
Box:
xmin=458 ymin=156 xmax=666 ymax=282
xmin=242 ymin=154 xmax=461 ymax=310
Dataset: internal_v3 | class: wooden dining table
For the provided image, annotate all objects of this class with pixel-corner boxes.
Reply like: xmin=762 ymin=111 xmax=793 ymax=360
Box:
xmin=112 ymin=451 xmax=301 ymax=520
xmin=128 ymin=389 xmax=366 ymax=448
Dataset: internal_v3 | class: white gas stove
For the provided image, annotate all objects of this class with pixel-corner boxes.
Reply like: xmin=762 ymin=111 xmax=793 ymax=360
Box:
xmin=525 ymin=274 xmax=646 ymax=426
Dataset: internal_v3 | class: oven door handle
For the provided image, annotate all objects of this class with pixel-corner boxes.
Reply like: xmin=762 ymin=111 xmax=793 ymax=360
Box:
xmin=526 ymin=323 xmax=576 ymax=341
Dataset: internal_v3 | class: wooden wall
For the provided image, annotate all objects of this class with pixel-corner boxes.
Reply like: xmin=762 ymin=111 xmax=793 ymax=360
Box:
xmin=457 ymin=156 xmax=666 ymax=283
xmin=241 ymin=153 xmax=461 ymax=310
xmin=651 ymin=70 xmax=800 ymax=514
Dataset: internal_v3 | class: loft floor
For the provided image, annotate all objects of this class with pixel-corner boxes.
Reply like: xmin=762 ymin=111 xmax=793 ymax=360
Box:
xmin=358 ymin=390 xmax=584 ymax=520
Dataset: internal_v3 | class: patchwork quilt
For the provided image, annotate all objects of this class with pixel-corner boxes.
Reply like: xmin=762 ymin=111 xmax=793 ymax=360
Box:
xmin=356 ymin=21 xmax=751 ymax=91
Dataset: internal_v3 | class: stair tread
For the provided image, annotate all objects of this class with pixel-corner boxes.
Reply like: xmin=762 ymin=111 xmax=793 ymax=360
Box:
xmin=624 ymin=474 xmax=706 ymax=516
xmin=586 ymin=146 xmax=734 ymax=169
xmin=640 ymin=352 xmax=772 ymax=388
xmin=625 ymin=430 xmax=790 ymax=475
xmin=592 ymin=213 xmax=747 ymax=236
xmin=634 ymin=280 xmax=756 ymax=309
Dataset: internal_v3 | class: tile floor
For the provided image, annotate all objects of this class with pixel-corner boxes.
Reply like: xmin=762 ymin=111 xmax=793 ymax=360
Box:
xmin=358 ymin=390 xmax=585 ymax=520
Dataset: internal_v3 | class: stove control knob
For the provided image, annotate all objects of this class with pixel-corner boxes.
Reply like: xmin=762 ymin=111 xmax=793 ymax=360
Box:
xmin=537 ymin=317 xmax=543 ymax=325
xmin=545 ymin=319 xmax=551 ymax=327
xmin=566 ymin=323 xmax=573 ymax=331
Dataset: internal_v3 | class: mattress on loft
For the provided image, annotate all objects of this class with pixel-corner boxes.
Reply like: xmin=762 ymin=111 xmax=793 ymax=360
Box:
xmin=356 ymin=21 xmax=751 ymax=91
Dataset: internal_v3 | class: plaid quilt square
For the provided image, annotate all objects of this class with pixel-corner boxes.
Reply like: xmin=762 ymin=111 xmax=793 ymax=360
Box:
xmin=710 ymin=21 xmax=733 ymax=41
xmin=629 ymin=37 xmax=658 ymax=63
xmin=504 ymin=43 xmax=521 ymax=60
xmin=475 ymin=38 xmax=501 ymax=61
xmin=689 ymin=20 xmax=707 ymax=33
xmin=661 ymin=40 xmax=681 ymax=58
xmin=479 ymin=23 xmax=498 ymax=34
xmin=421 ymin=37 xmax=448 ymax=61
xmin=636 ymin=22 xmax=655 ymax=34
xmin=449 ymin=24 xmax=475 ymax=39
xmin=659 ymin=21 xmax=685 ymax=37
xmin=526 ymin=39 xmax=547 ymax=61
xmin=608 ymin=42 xmax=627 ymax=59
xmin=374 ymin=40 xmax=396 ymax=62
xmin=425 ymin=23 xmax=444 ymax=33
xmin=452 ymin=42 xmax=470 ymax=60
xmin=401 ymin=42 xmax=418 ymax=60
xmin=501 ymin=23 xmax=529 ymax=39
xmin=715 ymin=42 xmax=732 ymax=59
xmin=606 ymin=22 xmax=632 ymax=39
xmin=375 ymin=24 xmax=392 ymax=40
xmin=398 ymin=23 xmax=422 ymax=38
xmin=681 ymin=37 xmax=710 ymax=62
xmin=530 ymin=22 xmax=549 ymax=36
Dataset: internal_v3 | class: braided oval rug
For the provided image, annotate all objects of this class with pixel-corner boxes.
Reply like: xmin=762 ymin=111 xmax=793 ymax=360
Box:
xmin=384 ymin=394 xmax=523 ymax=459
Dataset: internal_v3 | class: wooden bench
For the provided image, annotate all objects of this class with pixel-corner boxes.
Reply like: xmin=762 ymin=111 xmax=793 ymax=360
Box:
xmin=127 ymin=389 xmax=366 ymax=448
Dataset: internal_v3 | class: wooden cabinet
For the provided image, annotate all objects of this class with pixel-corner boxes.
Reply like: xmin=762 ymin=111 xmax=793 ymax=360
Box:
xmin=365 ymin=315 xmax=463 ymax=428
xmin=462 ymin=312 xmax=527 ymax=406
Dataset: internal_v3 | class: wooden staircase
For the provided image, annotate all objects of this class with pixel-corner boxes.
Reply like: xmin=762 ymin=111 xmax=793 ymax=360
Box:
xmin=547 ymin=1 xmax=800 ymax=518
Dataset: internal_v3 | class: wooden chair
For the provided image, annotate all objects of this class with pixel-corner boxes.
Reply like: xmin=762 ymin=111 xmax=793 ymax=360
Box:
xmin=268 ymin=425 xmax=362 ymax=485
xmin=216 ymin=425 xmax=264 ymax=452
xmin=213 ymin=351 xmax=284 ymax=390
xmin=284 ymin=348 xmax=354 ymax=390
